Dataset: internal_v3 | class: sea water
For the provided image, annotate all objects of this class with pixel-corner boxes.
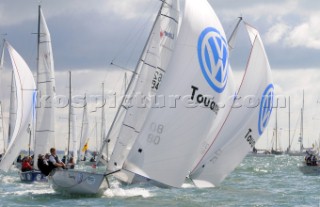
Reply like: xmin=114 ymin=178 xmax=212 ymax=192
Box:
xmin=0 ymin=155 xmax=319 ymax=207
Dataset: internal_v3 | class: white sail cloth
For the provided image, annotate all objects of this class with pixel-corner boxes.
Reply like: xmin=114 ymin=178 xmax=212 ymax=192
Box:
xmin=123 ymin=0 xmax=235 ymax=187
xmin=190 ymin=23 xmax=274 ymax=188
xmin=33 ymin=7 xmax=56 ymax=169
xmin=0 ymin=42 xmax=36 ymax=172
xmin=108 ymin=0 xmax=180 ymax=174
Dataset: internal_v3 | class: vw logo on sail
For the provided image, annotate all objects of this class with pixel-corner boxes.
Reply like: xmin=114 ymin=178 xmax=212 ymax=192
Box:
xmin=258 ymin=84 xmax=274 ymax=135
xmin=198 ymin=27 xmax=229 ymax=93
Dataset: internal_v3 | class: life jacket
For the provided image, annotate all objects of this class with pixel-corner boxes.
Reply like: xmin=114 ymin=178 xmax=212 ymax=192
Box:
xmin=21 ymin=160 xmax=32 ymax=172
xmin=48 ymin=155 xmax=60 ymax=169
xmin=37 ymin=158 xmax=52 ymax=176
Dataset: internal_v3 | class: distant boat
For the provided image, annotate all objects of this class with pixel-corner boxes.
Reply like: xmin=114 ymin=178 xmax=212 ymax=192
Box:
xmin=288 ymin=91 xmax=306 ymax=156
xmin=0 ymin=41 xmax=36 ymax=173
xmin=299 ymin=149 xmax=320 ymax=175
xmin=270 ymin=108 xmax=284 ymax=155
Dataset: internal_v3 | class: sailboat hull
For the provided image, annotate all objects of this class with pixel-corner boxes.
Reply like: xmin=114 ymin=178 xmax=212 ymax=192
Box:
xmin=48 ymin=169 xmax=108 ymax=195
xmin=19 ymin=170 xmax=47 ymax=182
xmin=299 ymin=164 xmax=320 ymax=175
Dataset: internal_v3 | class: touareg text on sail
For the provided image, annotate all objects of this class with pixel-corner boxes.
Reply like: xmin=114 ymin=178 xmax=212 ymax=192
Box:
xmin=191 ymin=85 xmax=219 ymax=114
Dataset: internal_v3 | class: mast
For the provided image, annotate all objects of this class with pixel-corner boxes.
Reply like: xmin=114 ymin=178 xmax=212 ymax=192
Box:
xmin=288 ymin=96 xmax=291 ymax=152
xmin=95 ymin=118 xmax=98 ymax=153
xmin=28 ymin=124 xmax=32 ymax=156
xmin=301 ymin=90 xmax=304 ymax=151
xmin=96 ymin=1 xmax=166 ymax=166
xmin=67 ymin=71 xmax=71 ymax=160
xmin=78 ymin=94 xmax=86 ymax=161
xmin=101 ymin=82 xmax=106 ymax=159
xmin=275 ymin=107 xmax=278 ymax=152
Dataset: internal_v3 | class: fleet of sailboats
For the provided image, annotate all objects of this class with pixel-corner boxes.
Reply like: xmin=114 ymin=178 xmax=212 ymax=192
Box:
xmin=0 ymin=0 xmax=316 ymax=196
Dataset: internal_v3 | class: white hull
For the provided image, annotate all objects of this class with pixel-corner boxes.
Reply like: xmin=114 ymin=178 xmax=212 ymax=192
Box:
xmin=48 ymin=169 xmax=108 ymax=195
xmin=114 ymin=170 xmax=170 ymax=188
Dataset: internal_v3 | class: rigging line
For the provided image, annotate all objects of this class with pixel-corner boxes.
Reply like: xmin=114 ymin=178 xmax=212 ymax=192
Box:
xmin=161 ymin=14 xmax=178 ymax=24
xmin=107 ymin=2 xmax=160 ymax=77
xmin=110 ymin=62 xmax=136 ymax=74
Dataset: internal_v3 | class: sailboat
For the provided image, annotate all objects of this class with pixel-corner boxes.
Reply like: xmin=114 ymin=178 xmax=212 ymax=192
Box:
xmin=288 ymin=91 xmax=306 ymax=156
xmin=0 ymin=41 xmax=37 ymax=173
xmin=49 ymin=0 xmax=243 ymax=194
xmin=49 ymin=1 xmax=178 ymax=194
xmin=48 ymin=71 xmax=109 ymax=195
xmin=188 ymin=22 xmax=274 ymax=187
xmin=108 ymin=0 xmax=235 ymax=188
xmin=19 ymin=5 xmax=57 ymax=182
xmin=270 ymin=108 xmax=283 ymax=155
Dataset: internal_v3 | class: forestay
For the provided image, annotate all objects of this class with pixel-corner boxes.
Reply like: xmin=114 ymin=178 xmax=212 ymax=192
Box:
xmin=123 ymin=0 xmax=235 ymax=187
xmin=108 ymin=0 xmax=180 ymax=174
xmin=0 ymin=42 xmax=36 ymax=172
xmin=190 ymin=23 xmax=274 ymax=188
xmin=34 ymin=6 xmax=56 ymax=169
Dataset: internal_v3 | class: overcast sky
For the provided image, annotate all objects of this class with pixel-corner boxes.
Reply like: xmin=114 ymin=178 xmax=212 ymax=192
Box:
xmin=1 ymin=0 xmax=320 ymax=71
xmin=0 ymin=0 xmax=320 ymax=151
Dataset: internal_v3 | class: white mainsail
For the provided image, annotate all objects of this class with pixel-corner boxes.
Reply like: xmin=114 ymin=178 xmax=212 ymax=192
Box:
xmin=106 ymin=0 xmax=180 ymax=174
xmin=0 ymin=102 xmax=5 ymax=154
xmin=189 ymin=23 xmax=274 ymax=188
xmin=123 ymin=0 xmax=235 ymax=187
xmin=33 ymin=6 xmax=56 ymax=169
xmin=0 ymin=42 xmax=36 ymax=172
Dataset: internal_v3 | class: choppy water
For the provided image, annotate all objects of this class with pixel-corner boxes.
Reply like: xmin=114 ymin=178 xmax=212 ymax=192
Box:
xmin=0 ymin=155 xmax=319 ymax=207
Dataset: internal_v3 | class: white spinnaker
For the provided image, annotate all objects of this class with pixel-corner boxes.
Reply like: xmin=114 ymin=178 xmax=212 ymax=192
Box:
xmin=79 ymin=97 xmax=89 ymax=161
xmin=0 ymin=42 xmax=36 ymax=172
xmin=124 ymin=0 xmax=235 ymax=187
xmin=0 ymin=102 xmax=5 ymax=154
xmin=190 ymin=23 xmax=274 ymax=188
xmin=108 ymin=0 xmax=180 ymax=173
xmin=34 ymin=7 xmax=56 ymax=169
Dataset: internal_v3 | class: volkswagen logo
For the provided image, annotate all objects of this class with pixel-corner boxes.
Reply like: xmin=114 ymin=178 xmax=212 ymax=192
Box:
xmin=258 ymin=84 xmax=274 ymax=135
xmin=198 ymin=27 xmax=229 ymax=93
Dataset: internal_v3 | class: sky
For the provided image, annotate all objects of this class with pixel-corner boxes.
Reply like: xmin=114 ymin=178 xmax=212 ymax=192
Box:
xmin=0 ymin=0 xmax=320 ymax=152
